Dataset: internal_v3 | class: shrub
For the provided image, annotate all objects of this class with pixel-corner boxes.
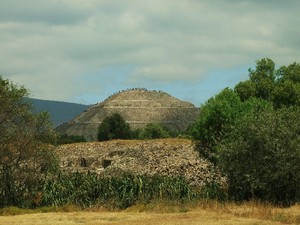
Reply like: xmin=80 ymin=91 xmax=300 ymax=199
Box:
xmin=219 ymin=106 xmax=300 ymax=206
xmin=138 ymin=123 xmax=171 ymax=139
xmin=57 ymin=134 xmax=86 ymax=145
xmin=97 ymin=113 xmax=131 ymax=141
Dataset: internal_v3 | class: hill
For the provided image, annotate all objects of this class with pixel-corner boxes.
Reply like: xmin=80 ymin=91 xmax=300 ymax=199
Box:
xmin=29 ymin=98 xmax=90 ymax=127
xmin=56 ymin=89 xmax=200 ymax=141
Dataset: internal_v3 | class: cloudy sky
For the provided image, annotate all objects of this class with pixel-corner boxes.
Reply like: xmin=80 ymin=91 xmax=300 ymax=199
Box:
xmin=1 ymin=0 xmax=300 ymax=105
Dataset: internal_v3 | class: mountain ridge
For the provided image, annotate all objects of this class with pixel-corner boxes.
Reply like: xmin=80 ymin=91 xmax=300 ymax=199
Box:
xmin=29 ymin=98 xmax=90 ymax=127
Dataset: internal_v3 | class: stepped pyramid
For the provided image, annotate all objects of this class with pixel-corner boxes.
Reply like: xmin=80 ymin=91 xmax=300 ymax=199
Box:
xmin=56 ymin=89 xmax=199 ymax=141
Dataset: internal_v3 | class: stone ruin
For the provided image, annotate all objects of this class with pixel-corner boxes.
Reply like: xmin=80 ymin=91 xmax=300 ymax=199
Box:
xmin=55 ymin=139 xmax=227 ymax=189
xmin=56 ymin=88 xmax=200 ymax=141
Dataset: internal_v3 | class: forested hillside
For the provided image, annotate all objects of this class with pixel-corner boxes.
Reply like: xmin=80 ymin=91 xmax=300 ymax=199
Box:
xmin=29 ymin=98 xmax=90 ymax=127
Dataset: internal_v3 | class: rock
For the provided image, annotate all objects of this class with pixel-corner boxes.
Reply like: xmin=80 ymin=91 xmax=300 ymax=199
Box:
xmin=55 ymin=138 xmax=226 ymax=189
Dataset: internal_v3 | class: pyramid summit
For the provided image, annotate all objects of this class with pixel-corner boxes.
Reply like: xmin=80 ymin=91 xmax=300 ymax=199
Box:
xmin=56 ymin=88 xmax=200 ymax=141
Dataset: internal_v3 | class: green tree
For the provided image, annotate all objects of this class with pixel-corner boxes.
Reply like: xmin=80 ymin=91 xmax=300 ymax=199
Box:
xmin=191 ymin=87 xmax=272 ymax=163
xmin=138 ymin=123 xmax=171 ymax=139
xmin=276 ymin=62 xmax=300 ymax=83
xmin=191 ymin=88 xmax=243 ymax=150
xmin=249 ymin=58 xmax=275 ymax=100
xmin=235 ymin=58 xmax=276 ymax=102
xmin=192 ymin=58 xmax=300 ymax=205
xmin=272 ymin=62 xmax=300 ymax=107
xmin=235 ymin=59 xmax=300 ymax=108
xmin=272 ymin=80 xmax=300 ymax=107
xmin=234 ymin=80 xmax=256 ymax=101
xmin=97 ymin=113 xmax=131 ymax=141
xmin=219 ymin=106 xmax=300 ymax=205
xmin=0 ymin=76 xmax=58 ymax=207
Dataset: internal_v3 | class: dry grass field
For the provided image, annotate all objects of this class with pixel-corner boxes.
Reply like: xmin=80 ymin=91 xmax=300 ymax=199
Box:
xmin=1 ymin=202 xmax=299 ymax=225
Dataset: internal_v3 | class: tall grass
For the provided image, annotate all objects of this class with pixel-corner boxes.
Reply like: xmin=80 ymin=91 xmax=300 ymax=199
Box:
xmin=40 ymin=172 xmax=224 ymax=209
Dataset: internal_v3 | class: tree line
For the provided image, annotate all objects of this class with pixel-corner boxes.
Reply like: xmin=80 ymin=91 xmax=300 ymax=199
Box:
xmin=190 ymin=58 xmax=300 ymax=205
xmin=97 ymin=113 xmax=173 ymax=141
xmin=1 ymin=58 xmax=300 ymax=208
xmin=56 ymin=113 xmax=175 ymax=144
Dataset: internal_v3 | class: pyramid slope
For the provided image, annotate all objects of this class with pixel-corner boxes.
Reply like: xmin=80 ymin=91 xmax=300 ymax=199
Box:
xmin=57 ymin=89 xmax=199 ymax=140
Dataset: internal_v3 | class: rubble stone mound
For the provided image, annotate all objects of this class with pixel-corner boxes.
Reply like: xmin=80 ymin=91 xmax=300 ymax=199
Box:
xmin=56 ymin=89 xmax=199 ymax=141
xmin=55 ymin=139 xmax=227 ymax=189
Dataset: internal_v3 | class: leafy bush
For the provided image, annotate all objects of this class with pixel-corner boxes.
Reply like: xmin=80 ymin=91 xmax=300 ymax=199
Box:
xmin=138 ymin=123 xmax=171 ymax=139
xmin=97 ymin=113 xmax=131 ymax=141
xmin=57 ymin=134 xmax=86 ymax=145
xmin=219 ymin=106 xmax=300 ymax=206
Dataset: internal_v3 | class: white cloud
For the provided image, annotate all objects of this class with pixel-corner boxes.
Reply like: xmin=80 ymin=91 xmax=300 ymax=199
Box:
xmin=0 ymin=0 xmax=300 ymax=104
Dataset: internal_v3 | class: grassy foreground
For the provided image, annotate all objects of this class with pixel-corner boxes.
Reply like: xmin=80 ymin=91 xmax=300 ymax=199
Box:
xmin=0 ymin=201 xmax=299 ymax=225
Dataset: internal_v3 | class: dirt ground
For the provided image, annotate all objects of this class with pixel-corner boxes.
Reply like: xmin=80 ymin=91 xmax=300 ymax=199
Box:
xmin=0 ymin=209 xmax=297 ymax=225
xmin=1 ymin=202 xmax=299 ymax=225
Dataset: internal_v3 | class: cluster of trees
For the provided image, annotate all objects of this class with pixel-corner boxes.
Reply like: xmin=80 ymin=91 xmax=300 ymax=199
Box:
xmin=190 ymin=58 xmax=300 ymax=205
xmin=97 ymin=113 xmax=172 ymax=141
xmin=235 ymin=58 xmax=300 ymax=107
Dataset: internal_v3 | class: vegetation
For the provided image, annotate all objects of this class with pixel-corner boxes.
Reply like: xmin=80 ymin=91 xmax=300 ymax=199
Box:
xmin=0 ymin=170 xmax=223 ymax=209
xmin=190 ymin=89 xmax=272 ymax=163
xmin=191 ymin=58 xmax=300 ymax=205
xmin=235 ymin=58 xmax=300 ymax=107
xmin=57 ymin=134 xmax=86 ymax=145
xmin=1 ymin=57 xmax=300 ymax=211
xmin=98 ymin=114 xmax=173 ymax=141
xmin=41 ymin=172 xmax=208 ymax=209
xmin=190 ymin=88 xmax=243 ymax=152
xmin=30 ymin=98 xmax=89 ymax=127
xmin=136 ymin=123 xmax=171 ymax=139
xmin=219 ymin=106 xmax=300 ymax=205
xmin=97 ymin=113 xmax=131 ymax=141
xmin=0 ymin=76 xmax=58 ymax=208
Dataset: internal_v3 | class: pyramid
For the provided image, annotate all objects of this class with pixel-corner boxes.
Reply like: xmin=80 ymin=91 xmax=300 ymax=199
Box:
xmin=56 ymin=89 xmax=200 ymax=141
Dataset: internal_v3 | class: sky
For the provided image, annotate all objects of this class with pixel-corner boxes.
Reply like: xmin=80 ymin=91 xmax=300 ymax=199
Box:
xmin=1 ymin=0 xmax=300 ymax=106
